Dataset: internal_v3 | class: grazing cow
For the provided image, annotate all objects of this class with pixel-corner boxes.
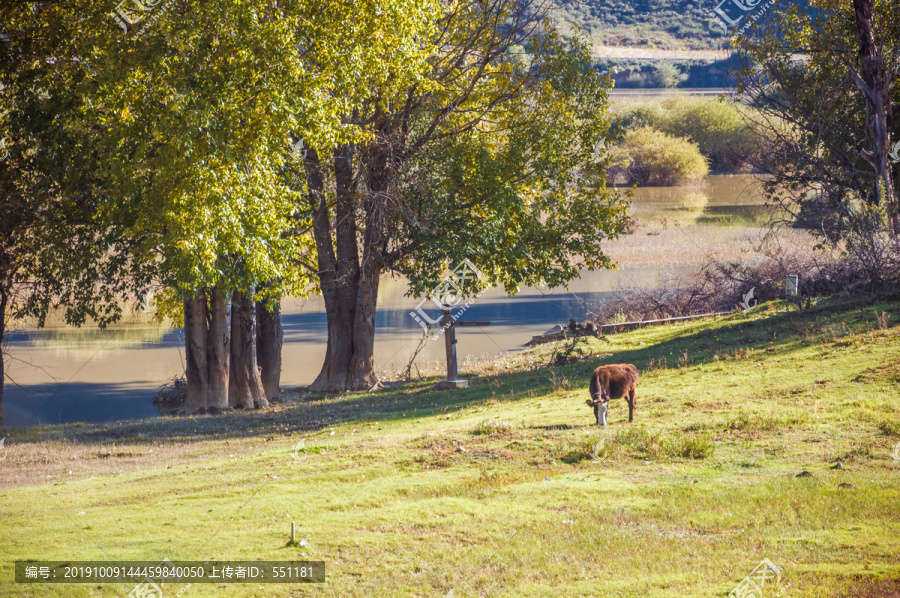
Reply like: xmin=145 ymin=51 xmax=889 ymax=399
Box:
xmin=585 ymin=364 xmax=639 ymax=426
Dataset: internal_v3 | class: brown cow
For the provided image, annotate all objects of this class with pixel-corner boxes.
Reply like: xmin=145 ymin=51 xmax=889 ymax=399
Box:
xmin=585 ymin=364 xmax=639 ymax=426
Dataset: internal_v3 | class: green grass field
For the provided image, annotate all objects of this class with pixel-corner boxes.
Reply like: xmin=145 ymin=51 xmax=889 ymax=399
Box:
xmin=2 ymin=296 xmax=900 ymax=597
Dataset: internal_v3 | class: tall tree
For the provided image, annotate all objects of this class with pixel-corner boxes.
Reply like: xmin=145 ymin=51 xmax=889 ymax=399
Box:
xmin=851 ymin=0 xmax=897 ymax=233
xmin=734 ymin=0 xmax=899 ymax=239
xmin=3 ymin=0 xmax=437 ymax=413
xmin=0 ymin=4 xmax=154 ymax=422
xmin=299 ymin=0 xmax=629 ymax=392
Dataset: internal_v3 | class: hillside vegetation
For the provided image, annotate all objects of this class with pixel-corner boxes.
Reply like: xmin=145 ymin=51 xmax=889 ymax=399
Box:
xmin=555 ymin=0 xmax=730 ymax=50
xmin=607 ymin=95 xmax=761 ymax=181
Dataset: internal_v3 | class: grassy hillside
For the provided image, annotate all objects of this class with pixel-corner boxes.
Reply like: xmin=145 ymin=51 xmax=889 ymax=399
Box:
xmin=556 ymin=0 xmax=730 ymax=50
xmin=1 ymin=295 xmax=900 ymax=597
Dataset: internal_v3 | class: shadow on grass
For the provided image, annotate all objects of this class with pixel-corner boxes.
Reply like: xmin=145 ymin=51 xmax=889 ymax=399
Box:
xmin=8 ymin=294 xmax=898 ymax=447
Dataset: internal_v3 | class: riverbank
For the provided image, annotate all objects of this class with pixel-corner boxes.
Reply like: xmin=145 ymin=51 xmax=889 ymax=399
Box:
xmin=1 ymin=294 xmax=899 ymax=596
xmin=4 ymin=175 xmax=793 ymax=426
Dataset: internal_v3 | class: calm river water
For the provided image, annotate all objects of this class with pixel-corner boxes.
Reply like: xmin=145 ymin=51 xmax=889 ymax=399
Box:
xmin=3 ymin=175 xmax=771 ymax=425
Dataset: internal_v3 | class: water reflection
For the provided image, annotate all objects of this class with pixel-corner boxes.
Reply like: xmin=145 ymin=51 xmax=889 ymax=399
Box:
xmin=3 ymin=175 xmax=770 ymax=426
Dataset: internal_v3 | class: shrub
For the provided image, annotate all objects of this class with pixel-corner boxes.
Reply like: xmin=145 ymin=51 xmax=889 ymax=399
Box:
xmin=593 ymin=242 xmax=900 ymax=326
xmin=647 ymin=63 xmax=686 ymax=88
xmin=610 ymin=126 xmax=709 ymax=186
xmin=617 ymin=96 xmax=758 ymax=172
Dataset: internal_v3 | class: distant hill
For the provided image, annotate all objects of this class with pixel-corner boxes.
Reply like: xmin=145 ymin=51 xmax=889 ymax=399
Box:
xmin=553 ymin=0 xmax=731 ymax=51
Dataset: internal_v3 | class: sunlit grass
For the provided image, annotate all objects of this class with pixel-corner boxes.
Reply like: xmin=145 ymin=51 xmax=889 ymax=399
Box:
xmin=1 ymin=295 xmax=899 ymax=596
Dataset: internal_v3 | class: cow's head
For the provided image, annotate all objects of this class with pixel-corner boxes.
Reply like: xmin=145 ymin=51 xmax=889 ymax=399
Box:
xmin=585 ymin=388 xmax=609 ymax=407
xmin=597 ymin=401 xmax=608 ymax=425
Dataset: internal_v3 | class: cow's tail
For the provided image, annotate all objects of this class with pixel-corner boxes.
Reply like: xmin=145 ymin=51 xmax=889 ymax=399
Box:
xmin=588 ymin=372 xmax=601 ymax=405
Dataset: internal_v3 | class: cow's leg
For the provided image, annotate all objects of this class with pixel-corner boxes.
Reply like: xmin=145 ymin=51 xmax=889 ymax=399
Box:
xmin=593 ymin=403 xmax=600 ymax=425
xmin=627 ymin=387 xmax=636 ymax=422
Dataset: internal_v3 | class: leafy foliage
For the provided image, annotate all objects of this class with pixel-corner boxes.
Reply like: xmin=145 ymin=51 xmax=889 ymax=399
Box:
xmin=617 ymin=96 xmax=759 ymax=171
xmin=734 ymin=0 xmax=900 ymax=241
xmin=0 ymin=4 xmax=158 ymax=330
xmin=390 ymin=28 xmax=630 ymax=298
xmin=609 ymin=126 xmax=709 ymax=185
xmin=2 ymin=0 xmax=438 ymax=320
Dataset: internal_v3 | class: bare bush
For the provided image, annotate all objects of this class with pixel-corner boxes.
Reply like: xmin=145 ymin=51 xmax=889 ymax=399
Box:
xmin=593 ymin=269 xmax=722 ymax=324
xmin=152 ymin=376 xmax=187 ymax=411
xmin=594 ymin=240 xmax=900 ymax=326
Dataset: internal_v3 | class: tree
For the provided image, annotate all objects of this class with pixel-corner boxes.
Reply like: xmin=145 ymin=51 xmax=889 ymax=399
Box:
xmin=299 ymin=0 xmax=630 ymax=392
xmin=734 ymin=0 xmax=899 ymax=239
xmin=851 ymin=0 xmax=897 ymax=232
xmin=3 ymin=0 xmax=438 ymax=413
xmin=0 ymin=3 xmax=154 ymax=423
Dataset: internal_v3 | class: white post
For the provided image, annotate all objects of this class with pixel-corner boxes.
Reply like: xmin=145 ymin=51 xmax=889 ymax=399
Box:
xmin=785 ymin=275 xmax=798 ymax=296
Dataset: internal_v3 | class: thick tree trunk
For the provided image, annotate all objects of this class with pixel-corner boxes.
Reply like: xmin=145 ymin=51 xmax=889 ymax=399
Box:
xmin=346 ymin=116 xmax=392 ymax=391
xmin=305 ymin=138 xmax=389 ymax=392
xmin=183 ymin=293 xmax=209 ymax=412
xmin=851 ymin=0 xmax=898 ymax=233
xmin=312 ymin=298 xmax=357 ymax=392
xmin=256 ymin=298 xmax=282 ymax=401
xmin=229 ymin=288 xmax=268 ymax=409
xmin=307 ymin=133 xmax=394 ymax=392
xmin=182 ymin=286 xmax=231 ymax=413
xmin=308 ymin=145 xmax=369 ymax=392
xmin=347 ymin=270 xmax=380 ymax=390
xmin=206 ymin=286 xmax=231 ymax=411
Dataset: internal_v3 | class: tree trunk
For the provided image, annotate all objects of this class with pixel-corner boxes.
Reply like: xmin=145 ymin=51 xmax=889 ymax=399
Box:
xmin=851 ymin=0 xmax=898 ymax=233
xmin=346 ymin=116 xmax=392 ymax=391
xmin=307 ymin=134 xmax=392 ymax=392
xmin=182 ymin=286 xmax=231 ymax=413
xmin=0 ymin=286 xmax=7 ymax=427
xmin=312 ymin=296 xmax=357 ymax=392
xmin=206 ymin=285 xmax=231 ymax=412
xmin=183 ymin=292 xmax=209 ymax=412
xmin=229 ymin=288 xmax=268 ymax=409
xmin=256 ymin=297 xmax=282 ymax=401
xmin=307 ymin=145 xmax=369 ymax=392
xmin=347 ymin=268 xmax=380 ymax=390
